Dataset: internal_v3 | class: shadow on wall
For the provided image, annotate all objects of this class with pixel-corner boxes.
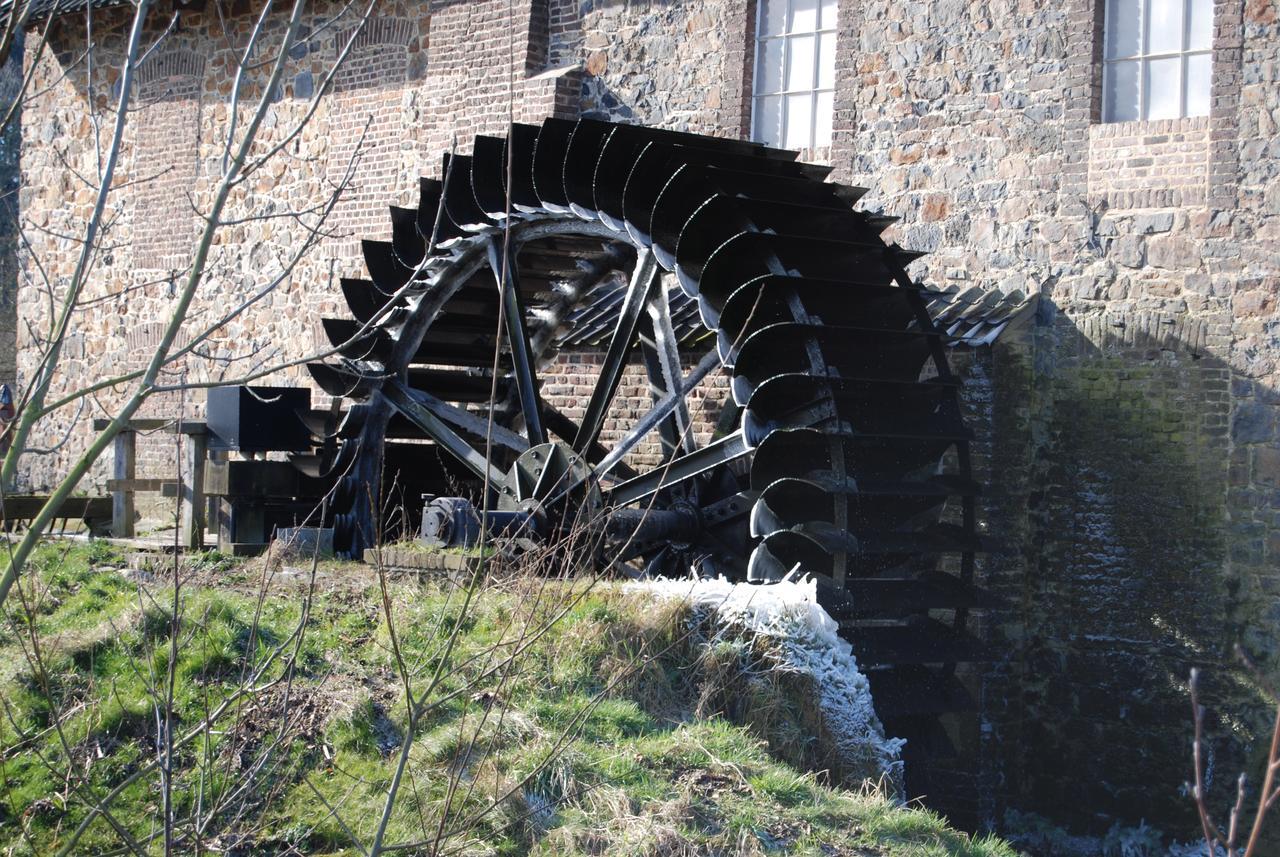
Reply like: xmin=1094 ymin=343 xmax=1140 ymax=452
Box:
xmin=976 ymin=296 xmax=1278 ymax=846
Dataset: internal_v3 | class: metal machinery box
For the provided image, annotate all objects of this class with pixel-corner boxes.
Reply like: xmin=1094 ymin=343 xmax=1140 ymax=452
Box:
xmin=206 ymin=386 xmax=312 ymax=452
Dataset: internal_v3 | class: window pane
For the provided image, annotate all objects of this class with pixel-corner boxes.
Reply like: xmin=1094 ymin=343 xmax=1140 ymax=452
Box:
xmin=757 ymin=38 xmax=785 ymax=93
xmin=817 ymin=31 xmax=836 ymax=89
xmin=760 ymin=0 xmax=786 ymax=37
xmin=785 ymin=93 xmax=813 ymax=149
xmin=790 ymin=0 xmax=819 ymax=33
xmin=1146 ymin=56 xmax=1181 ymax=119
xmin=754 ymin=95 xmax=783 ymax=147
xmin=814 ymin=90 xmax=833 ymax=146
xmin=1188 ymin=0 xmax=1213 ymax=50
xmin=1186 ymin=52 xmax=1211 ymax=115
xmin=1147 ymin=0 xmax=1184 ymax=54
xmin=1105 ymin=0 xmax=1142 ymax=59
xmin=820 ymin=0 xmax=838 ymax=29
xmin=1105 ymin=60 xmax=1141 ymax=121
xmin=787 ymin=34 xmax=816 ymax=90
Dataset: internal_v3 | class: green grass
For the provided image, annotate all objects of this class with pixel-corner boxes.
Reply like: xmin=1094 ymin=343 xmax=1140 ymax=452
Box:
xmin=0 ymin=543 xmax=1018 ymax=856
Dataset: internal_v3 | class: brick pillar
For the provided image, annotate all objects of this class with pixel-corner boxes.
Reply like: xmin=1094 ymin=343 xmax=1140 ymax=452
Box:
xmin=1059 ymin=0 xmax=1104 ymax=205
xmin=1207 ymin=0 xmax=1244 ymax=208
xmin=131 ymin=49 xmax=205 ymax=274
xmin=324 ymin=17 xmax=421 ymax=264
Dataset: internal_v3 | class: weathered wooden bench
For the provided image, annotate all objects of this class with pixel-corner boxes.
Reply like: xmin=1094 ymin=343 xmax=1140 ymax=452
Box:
xmin=0 ymin=495 xmax=113 ymax=535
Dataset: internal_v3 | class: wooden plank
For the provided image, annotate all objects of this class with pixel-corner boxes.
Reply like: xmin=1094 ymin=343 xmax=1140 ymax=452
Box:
xmin=111 ymin=431 xmax=136 ymax=538
xmin=220 ymin=541 xmax=271 ymax=557
xmin=207 ymin=451 xmax=225 ymax=537
xmin=106 ymin=478 xmax=178 ymax=494
xmin=93 ymin=418 xmax=208 ymax=435
xmin=216 ymin=497 xmax=234 ymax=553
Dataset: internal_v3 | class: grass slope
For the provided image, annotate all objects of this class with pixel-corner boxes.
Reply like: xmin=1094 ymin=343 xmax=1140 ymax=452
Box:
xmin=0 ymin=542 xmax=1017 ymax=856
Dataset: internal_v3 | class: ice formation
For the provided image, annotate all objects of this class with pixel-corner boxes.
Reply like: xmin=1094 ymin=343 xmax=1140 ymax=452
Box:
xmin=634 ymin=573 xmax=906 ymax=790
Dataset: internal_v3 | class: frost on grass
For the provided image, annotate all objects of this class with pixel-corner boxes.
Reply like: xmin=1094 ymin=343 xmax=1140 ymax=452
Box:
xmin=634 ymin=574 xmax=905 ymax=792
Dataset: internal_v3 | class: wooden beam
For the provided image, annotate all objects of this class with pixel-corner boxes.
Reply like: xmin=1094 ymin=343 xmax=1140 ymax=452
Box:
xmin=111 ymin=431 xmax=136 ymax=538
xmin=106 ymin=478 xmax=178 ymax=495
xmin=93 ymin=418 xmax=208 ymax=435
xmin=204 ymin=460 xmax=307 ymax=498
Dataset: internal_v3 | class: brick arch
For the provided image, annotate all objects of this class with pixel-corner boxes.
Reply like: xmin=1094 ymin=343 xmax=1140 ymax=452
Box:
xmin=136 ymin=48 xmax=205 ymax=96
xmin=331 ymin=16 xmax=417 ymax=93
xmin=334 ymin=17 xmax=416 ymax=55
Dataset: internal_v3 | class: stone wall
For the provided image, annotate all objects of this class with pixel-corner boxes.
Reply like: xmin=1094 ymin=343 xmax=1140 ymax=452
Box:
xmin=10 ymin=0 xmax=1280 ymax=844
xmin=550 ymin=0 xmax=754 ymax=139
xmin=0 ymin=36 xmax=19 ymax=393
xmin=815 ymin=0 xmax=1279 ymax=838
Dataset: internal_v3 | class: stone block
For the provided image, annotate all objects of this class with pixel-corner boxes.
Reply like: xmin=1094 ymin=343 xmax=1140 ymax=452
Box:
xmin=1111 ymin=235 xmax=1145 ymax=268
xmin=920 ymin=193 xmax=949 ymax=222
xmin=1256 ymin=446 xmax=1280 ymax=487
xmin=1133 ymin=212 xmax=1175 ymax=234
xmin=1146 ymin=235 xmax=1201 ymax=270
xmin=1234 ymin=400 xmax=1277 ymax=444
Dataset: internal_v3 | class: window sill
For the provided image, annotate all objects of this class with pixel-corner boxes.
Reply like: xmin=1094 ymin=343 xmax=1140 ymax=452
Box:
xmin=1091 ymin=115 xmax=1210 ymax=138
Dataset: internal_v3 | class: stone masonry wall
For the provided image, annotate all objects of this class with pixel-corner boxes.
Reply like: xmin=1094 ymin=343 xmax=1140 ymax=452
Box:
xmin=11 ymin=0 xmax=1280 ymax=843
xmin=550 ymin=0 xmax=754 ymax=140
xmin=0 ymin=38 xmax=19 ymax=394
xmin=817 ymin=0 xmax=1279 ymax=838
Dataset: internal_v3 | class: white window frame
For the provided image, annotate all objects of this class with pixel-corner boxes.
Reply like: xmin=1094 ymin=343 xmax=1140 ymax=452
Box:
xmin=750 ymin=0 xmax=836 ymax=150
xmin=1102 ymin=0 xmax=1213 ymax=122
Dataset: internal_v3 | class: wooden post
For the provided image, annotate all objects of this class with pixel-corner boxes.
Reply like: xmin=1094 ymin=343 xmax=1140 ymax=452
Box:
xmin=180 ymin=429 xmax=208 ymax=550
xmin=111 ymin=431 xmax=136 ymax=538
xmin=206 ymin=449 xmax=225 ymax=538
xmin=217 ymin=498 xmax=235 ymax=553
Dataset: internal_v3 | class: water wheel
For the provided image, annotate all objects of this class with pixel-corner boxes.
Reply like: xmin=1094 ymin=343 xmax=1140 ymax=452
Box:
xmin=307 ymin=118 xmax=995 ymax=789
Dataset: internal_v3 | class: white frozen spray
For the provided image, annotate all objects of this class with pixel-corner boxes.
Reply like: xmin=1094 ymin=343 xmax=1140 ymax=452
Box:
xmin=632 ymin=573 xmax=906 ymax=791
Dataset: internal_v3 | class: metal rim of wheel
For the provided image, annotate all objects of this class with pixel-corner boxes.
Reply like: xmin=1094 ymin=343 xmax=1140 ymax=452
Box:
xmin=307 ymin=117 xmax=988 ymax=752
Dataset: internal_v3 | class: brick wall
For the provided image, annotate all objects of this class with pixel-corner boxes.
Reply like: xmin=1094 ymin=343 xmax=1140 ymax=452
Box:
xmin=323 ymin=17 xmax=420 ymax=258
xmin=1087 ymin=117 xmax=1211 ymax=208
xmin=132 ymin=49 xmax=204 ymax=273
xmin=13 ymin=0 xmax=580 ymax=489
xmin=543 ymin=334 xmax=732 ymax=473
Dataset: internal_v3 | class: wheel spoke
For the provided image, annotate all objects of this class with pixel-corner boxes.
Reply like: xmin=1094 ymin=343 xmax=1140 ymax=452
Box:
xmin=608 ymin=431 xmax=751 ymax=507
xmin=573 ymin=249 xmax=661 ymax=455
xmin=638 ymin=320 xmax=684 ymax=461
xmin=384 ymin=379 xmax=507 ymax=489
xmin=642 ymin=280 xmax=697 ymax=457
xmin=401 ymin=386 xmax=529 ymax=456
xmin=488 ymin=237 xmax=547 ymax=445
xmin=593 ymin=346 xmax=721 ymax=480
